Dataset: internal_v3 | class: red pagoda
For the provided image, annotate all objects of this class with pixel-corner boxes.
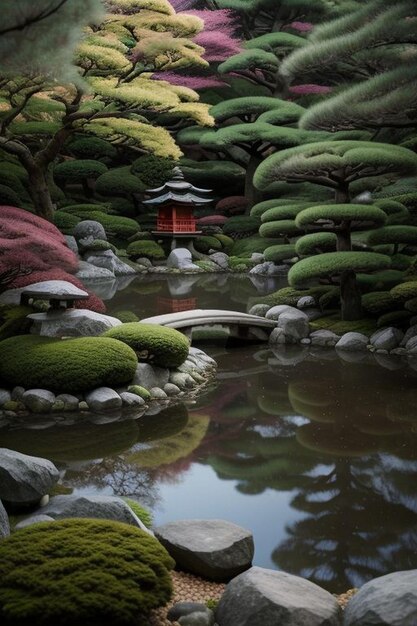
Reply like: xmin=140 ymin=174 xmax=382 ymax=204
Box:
xmin=144 ymin=167 xmax=212 ymax=245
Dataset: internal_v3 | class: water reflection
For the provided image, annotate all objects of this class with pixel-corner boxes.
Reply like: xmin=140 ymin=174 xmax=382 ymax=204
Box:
xmin=1 ymin=274 xmax=417 ymax=593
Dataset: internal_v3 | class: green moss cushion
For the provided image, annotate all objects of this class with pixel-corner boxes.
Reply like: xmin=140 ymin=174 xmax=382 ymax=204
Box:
xmin=0 ymin=335 xmax=138 ymax=393
xmin=104 ymin=323 xmax=190 ymax=368
xmin=0 ymin=518 xmax=174 ymax=626
xmin=126 ymin=240 xmax=165 ymax=261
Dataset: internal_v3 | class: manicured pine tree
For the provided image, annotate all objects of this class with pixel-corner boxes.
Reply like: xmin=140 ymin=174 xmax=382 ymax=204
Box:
xmin=0 ymin=0 xmax=214 ymax=220
xmin=254 ymin=140 xmax=417 ymax=320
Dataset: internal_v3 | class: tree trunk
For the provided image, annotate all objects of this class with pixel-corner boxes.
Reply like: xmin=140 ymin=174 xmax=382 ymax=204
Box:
xmin=27 ymin=164 xmax=55 ymax=222
xmin=340 ymin=270 xmax=362 ymax=321
xmin=245 ymin=153 xmax=263 ymax=211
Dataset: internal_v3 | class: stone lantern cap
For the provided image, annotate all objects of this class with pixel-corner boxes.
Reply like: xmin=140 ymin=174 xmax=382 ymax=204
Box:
xmin=19 ymin=280 xmax=89 ymax=309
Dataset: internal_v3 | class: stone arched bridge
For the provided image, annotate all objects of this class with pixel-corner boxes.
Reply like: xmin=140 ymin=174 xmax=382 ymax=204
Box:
xmin=140 ymin=309 xmax=277 ymax=343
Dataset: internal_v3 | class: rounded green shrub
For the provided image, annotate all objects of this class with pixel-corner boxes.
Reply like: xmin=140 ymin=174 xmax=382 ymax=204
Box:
xmin=193 ymin=236 xmax=222 ymax=254
xmin=0 ymin=518 xmax=174 ymax=626
xmin=126 ymin=240 xmax=165 ymax=260
xmin=131 ymin=155 xmax=174 ymax=188
xmin=0 ymin=335 xmax=138 ymax=393
xmin=390 ymin=281 xmax=417 ymax=303
xmin=109 ymin=197 xmax=136 ymax=217
xmin=361 ymin=291 xmax=397 ymax=314
xmin=68 ymin=136 xmax=118 ymax=160
xmin=223 ymin=216 xmax=261 ymax=238
xmin=377 ymin=310 xmax=412 ymax=328
xmin=213 ymin=233 xmax=234 ymax=251
xmin=230 ymin=236 xmax=277 ymax=257
xmin=60 ymin=203 xmax=113 ymax=215
xmin=95 ymin=167 xmax=146 ymax=197
xmin=52 ymin=211 xmax=80 ymax=233
xmin=54 ymin=159 xmax=108 ymax=182
xmin=104 ymin=323 xmax=189 ymax=368
xmin=78 ymin=211 xmax=140 ymax=239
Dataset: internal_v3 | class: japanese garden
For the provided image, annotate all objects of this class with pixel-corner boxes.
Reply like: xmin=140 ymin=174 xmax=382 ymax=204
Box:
xmin=0 ymin=0 xmax=416 ymax=624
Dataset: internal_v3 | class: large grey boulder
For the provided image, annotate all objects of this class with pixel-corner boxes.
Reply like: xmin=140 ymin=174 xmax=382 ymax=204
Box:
xmin=84 ymin=387 xmax=123 ymax=412
xmin=248 ymin=304 xmax=270 ymax=317
xmin=265 ymin=305 xmax=293 ymax=321
xmin=155 ymin=519 xmax=254 ymax=582
xmin=22 ymin=389 xmax=56 ymax=413
xmin=400 ymin=324 xmax=417 ymax=347
xmin=216 ymin=567 xmax=340 ymax=626
xmin=277 ymin=308 xmax=310 ymax=343
xmin=75 ymin=260 xmax=115 ymax=281
xmin=310 ymin=330 xmax=340 ymax=348
xmin=344 ymin=570 xmax=417 ymax=626
xmin=167 ymin=248 xmax=198 ymax=270
xmin=85 ymin=250 xmax=136 ymax=276
xmin=38 ymin=494 xmax=152 ymax=533
xmin=0 ymin=448 xmax=59 ymax=504
xmin=370 ymin=327 xmax=403 ymax=351
xmin=133 ymin=363 xmax=170 ymax=389
xmin=209 ymin=252 xmax=229 ymax=270
xmin=29 ymin=308 xmax=121 ymax=337
xmin=335 ymin=332 xmax=369 ymax=351
xmin=74 ymin=220 xmax=107 ymax=241
xmin=0 ymin=500 xmax=10 ymax=538
xmin=179 ymin=612 xmax=215 ymax=626
xmin=250 ymin=262 xmax=284 ymax=276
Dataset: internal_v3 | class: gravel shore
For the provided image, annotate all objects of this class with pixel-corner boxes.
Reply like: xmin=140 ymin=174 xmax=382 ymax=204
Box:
xmin=149 ymin=570 xmax=357 ymax=625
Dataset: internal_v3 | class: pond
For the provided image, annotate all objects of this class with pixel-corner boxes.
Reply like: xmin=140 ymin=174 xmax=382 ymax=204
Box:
xmin=2 ymin=274 xmax=417 ymax=594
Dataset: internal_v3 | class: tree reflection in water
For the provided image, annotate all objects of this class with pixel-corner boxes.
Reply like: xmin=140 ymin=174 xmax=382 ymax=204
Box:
xmin=201 ymin=349 xmax=417 ymax=593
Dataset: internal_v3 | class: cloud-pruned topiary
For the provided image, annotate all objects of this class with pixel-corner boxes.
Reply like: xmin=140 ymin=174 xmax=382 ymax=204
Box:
xmin=0 ymin=518 xmax=174 ymax=626
xmin=54 ymin=159 xmax=108 ymax=182
xmin=288 ymin=251 xmax=391 ymax=287
xmin=104 ymin=322 xmax=189 ymax=368
xmin=0 ymin=335 xmax=138 ymax=393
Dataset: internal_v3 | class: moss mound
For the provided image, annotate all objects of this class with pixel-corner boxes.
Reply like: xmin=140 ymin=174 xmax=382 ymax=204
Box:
xmin=126 ymin=240 xmax=166 ymax=261
xmin=104 ymin=323 xmax=190 ymax=368
xmin=0 ymin=518 xmax=174 ymax=626
xmin=0 ymin=335 xmax=138 ymax=393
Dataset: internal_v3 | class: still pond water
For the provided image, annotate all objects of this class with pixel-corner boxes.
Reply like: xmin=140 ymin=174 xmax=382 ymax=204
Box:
xmin=2 ymin=274 xmax=417 ymax=593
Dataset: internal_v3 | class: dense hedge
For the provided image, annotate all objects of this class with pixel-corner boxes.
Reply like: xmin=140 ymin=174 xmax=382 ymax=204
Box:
xmin=104 ymin=322 xmax=190 ymax=368
xmin=52 ymin=211 xmax=80 ymax=233
xmin=193 ymin=235 xmax=222 ymax=254
xmin=0 ymin=335 xmax=138 ymax=393
xmin=223 ymin=216 xmax=261 ymax=238
xmin=361 ymin=291 xmax=397 ymax=314
xmin=0 ymin=518 xmax=174 ymax=626
xmin=67 ymin=136 xmax=118 ymax=160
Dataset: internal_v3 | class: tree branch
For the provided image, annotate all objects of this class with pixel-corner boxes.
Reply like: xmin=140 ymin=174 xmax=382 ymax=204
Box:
xmin=0 ymin=0 xmax=70 ymax=37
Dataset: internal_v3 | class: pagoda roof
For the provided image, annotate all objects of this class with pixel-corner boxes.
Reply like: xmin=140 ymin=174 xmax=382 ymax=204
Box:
xmin=143 ymin=191 xmax=212 ymax=205
xmin=147 ymin=180 xmax=211 ymax=194
xmin=145 ymin=166 xmax=212 ymax=197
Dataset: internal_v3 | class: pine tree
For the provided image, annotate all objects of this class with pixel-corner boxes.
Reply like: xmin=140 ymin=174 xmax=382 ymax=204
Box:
xmin=0 ymin=0 xmax=213 ymax=220
xmin=254 ymin=140 xmax=417 ymax=320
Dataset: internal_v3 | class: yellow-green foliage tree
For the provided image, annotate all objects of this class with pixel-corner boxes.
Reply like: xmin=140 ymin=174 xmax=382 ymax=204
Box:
xmin=0 ymin=0 xmax=214 ymax=220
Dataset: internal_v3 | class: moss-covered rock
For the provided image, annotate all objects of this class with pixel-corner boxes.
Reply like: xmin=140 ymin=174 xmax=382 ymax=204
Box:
xmin=0 ymin=518 xmax=174 ymax=626
xmin=126 ymin=240 xmax=165 ymax=261
xmin=104 ymin=323 xmax=190 ymax=368
xmin=0 ymin=335 xmax=138 ymax=393
xmin=361 ymin=291 xmax=397 ymax=314
xmin=128 ymin=385 xmax=152 ymax=400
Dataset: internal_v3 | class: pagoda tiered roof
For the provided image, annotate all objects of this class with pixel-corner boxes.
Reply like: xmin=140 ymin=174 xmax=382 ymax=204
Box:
xmin=144 ymin=167 xmax=212 ymax=205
